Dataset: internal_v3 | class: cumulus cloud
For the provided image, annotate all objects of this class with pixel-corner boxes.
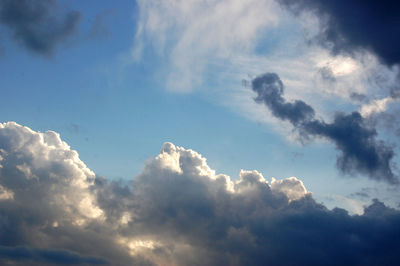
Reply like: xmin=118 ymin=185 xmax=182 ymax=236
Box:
xmin=0 ymin=0 xmax=81 ymax=55
xmin=1 ymin=122 xmax=400 ymax=265
xmin=252 ymin=73 xmax=397 ymax=183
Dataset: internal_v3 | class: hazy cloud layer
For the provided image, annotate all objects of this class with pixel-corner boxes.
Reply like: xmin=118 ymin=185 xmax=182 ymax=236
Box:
xmin=0 ymin=0 xmax=81 ymax=55
xmin=278 ymin=0 xmax=400 ymax=66
xmin=252 ymin=73 xmax=397 ymax=183
xmin=1 ymin=122 xmax=400 ymax=265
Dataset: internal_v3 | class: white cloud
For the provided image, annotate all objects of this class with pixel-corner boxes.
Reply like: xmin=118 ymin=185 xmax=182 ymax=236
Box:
xmin=0 ymin=184 xmax=13 ymax=200
xmin=270 ymin=176 xmax=310 ymax=201
xmin=133 ymin=0 xmax=283 ymax=92
xmin=0 ymin=122 xmax=103 ymax=223
xmin=360 ymin=97 xmax=396 ymax=117
xmin=132 ymin=0 xmax=400 ymax=134
xmin=1 ymin=122 xmax=400 ymax=265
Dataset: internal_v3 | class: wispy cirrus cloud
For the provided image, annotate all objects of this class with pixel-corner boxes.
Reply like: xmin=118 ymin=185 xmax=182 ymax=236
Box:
xmin=131 ymin=0 xmax=399 ymax=138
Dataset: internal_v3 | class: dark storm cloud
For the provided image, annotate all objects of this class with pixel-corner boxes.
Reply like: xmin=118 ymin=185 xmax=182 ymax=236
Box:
xmin=0 ymin=246 xmax=107 ymax=265
xmin=253 ymin=73 xmax=315 ymax=125
xmin=2 ymin=122 xmax=400 ymax=265
xmin=252 ymin=73 xmax=397 ymax=183
xmin=278 ymin=0 xmax=400 ymax=66
xmin=0 ymin=0 xmax=81 ymax=55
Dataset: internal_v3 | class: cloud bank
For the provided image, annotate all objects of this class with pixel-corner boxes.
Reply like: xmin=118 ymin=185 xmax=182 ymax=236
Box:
xmin=1 ymin=122 xmax=400 ymax=265
xmin=252 ymin=73 xmax=397 ymax=183
xmin=278 ymin=0 xmax=400 ymax=66
xmin=0 ymin=0 xmax=81 ymax=55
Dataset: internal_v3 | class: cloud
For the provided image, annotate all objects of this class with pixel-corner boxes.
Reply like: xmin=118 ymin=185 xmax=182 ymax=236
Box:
xmin=360 ymin=97 xmax=396 ymax=117
xmin=132 ymin=0 xmax=283 ymax=92
xmin=0 ymin=246 xmax=107 ymax=265
xmin=1 ymin=122 xmax=400 ymax=265
xmin=253 ymin=73 xmax=315 ymax=125
xmin=0 ymin=122 xmax=143 ymax=266
xmin=0 ymin=0 xmax=81 ymax=55
xmin=278 ymin=0 xmax=400 ymax=66
xmin=252 ymin=73 xmax=397 ymax=183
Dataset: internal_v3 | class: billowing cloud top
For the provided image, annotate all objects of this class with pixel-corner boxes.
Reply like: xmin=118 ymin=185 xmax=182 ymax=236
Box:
xmin=1 ymin=122 xmax=400 ymax=265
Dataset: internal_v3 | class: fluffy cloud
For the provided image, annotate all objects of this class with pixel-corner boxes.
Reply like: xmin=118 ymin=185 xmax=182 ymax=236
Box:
xmin=1 ymin=122 xmax=400 ymax=265
xmin=0 ymin=0 xmax=81 ymax=55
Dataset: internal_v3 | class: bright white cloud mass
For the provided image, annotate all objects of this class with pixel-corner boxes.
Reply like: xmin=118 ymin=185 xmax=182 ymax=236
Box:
xmin=1 ymin=122 xmax=400 ymax=265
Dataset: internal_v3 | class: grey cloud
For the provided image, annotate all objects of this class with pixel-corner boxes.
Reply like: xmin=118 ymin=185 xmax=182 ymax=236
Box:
xmin=252 ymin=73 xmax=397 ymax=183
xmin=0 ymin=246 xmax=107 ymax=265
xmin=349 ymin=187 xmax=376 ymax=200
xmin=2 ymin=122 xmax=400 ymax=265
xmin=350 ymin=92 xmax=367 ymax=102
xmin=319 ymin=66 xmax=336 ymax=83
xmin=0 ymin=0 xmax=81 ymax=55
xmin=0 ymin=122 xmax=152 ymax=266
xmin=253 ymin=73 xmax=315 ymax=125
xmin=278 ymin=0 xmax=400 ymax=66
xmin=101 ymin=142 xmax=400 ymax=265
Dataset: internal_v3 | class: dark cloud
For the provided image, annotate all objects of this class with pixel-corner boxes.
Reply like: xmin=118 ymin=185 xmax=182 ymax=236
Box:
xmin=0 ymin=0 xmax=81 ymax=55
xmin=252 ymin=73 xmax=397 ymax=183
xmin=349 ymin=187 xmax=376 ymax=199
xmin=97 ymin=142 xmax=400 ymax=265
xmin=1 ymin=122 xmax=400 ymax=265
xmin=253 ymin=73 xmax=315 ymax=125
xmin=0 ymin=246 xmax=107 ymax=265
xmin=278 ymin=0 xmax=400 ymax=66
xmin=350 ymin=92 xmax=368 ymax=102
xmin=318 ymin=66 xmax=336 ymax=83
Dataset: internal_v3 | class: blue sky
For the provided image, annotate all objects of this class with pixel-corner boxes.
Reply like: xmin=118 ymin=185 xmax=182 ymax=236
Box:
xmin=1 ymin=0 xmax=400 ymax=212
xmin=1 ymin=1 xmax=400 ymax=265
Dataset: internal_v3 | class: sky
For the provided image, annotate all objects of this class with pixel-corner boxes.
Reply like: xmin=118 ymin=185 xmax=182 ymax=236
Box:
xmin=0 ymin=0 xmax=400 ymax=265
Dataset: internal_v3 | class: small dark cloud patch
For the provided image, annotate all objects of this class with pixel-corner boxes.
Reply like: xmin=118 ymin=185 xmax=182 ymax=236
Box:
xmin=350 ymin=92 xmax=367 ymax=102
xmin=253 ymin=73 xmax=315 ymax=125
xmin=67 ymin=123 xmax=80 ymax=134
xmin=349 ymin=187 xmax=376 ymax=199
xmin=0 ymin=246 xmax=107 ymax=265
xmin=389 ymin=73 xmax=400 ymax=99
xmin=0 ymin=0 xmax=81 ymax=55
xmin=319 ymin=66 xmax=336 ymax=83
xmin=290 ymin=151 xmax=304 ymax=162
xmin=278 ymin=0 xmax=400 ymax=66
xmin=252 ymin=73 xmax=397 ymax=183
xmin=88 ymin=10 xmax=113 ymax=40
